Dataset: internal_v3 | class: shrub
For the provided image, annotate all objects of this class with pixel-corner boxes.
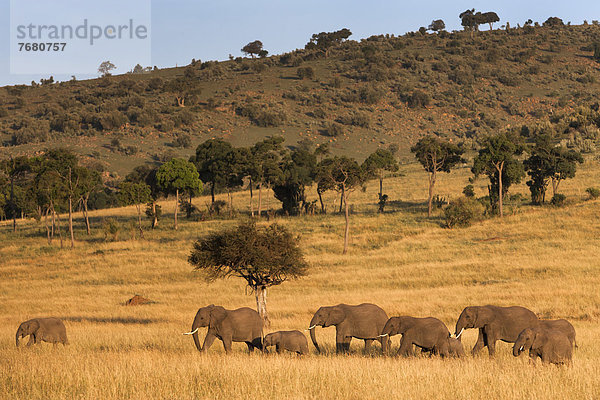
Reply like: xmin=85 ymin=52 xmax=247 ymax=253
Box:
xmin=0 ymin=107 xmax=7 ymax=118
xmin=322 ymin=123 xmax=344 ymax=137
xmin=444 ymin=197 xmax=484 ymax=228
xmin=550 ymin=193 xmax=566 ymax=207
xmin=407 ymin=90 xmax=430 ymax=108
xmin=297 ymin=67 xmax=315 ymax=80
xmin=102 ymin=218 xmax=122 ymax=241
xmin=462 ymin=184 xmax=475 ymax=198
xmin=585 ymin=187 xmax=600 ymax=200
xmin=337 ymin=112 xmax=370 ymax=127
xmin=358 ymin=86 xmax=385 ymax=104
xmin=173 ymin=134 xmax=192 ymax=148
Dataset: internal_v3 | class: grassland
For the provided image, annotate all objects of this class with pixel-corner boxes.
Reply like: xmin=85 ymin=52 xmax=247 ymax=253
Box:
xmin=1 ymin=156 xmax=599 ymax=399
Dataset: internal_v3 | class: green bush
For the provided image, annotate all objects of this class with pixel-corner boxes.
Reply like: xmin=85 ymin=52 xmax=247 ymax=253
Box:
xmin=444 ymin=197 xmax=485 ymax=228
xmin=585 ymin=187 xmax=600 ymax=200
xmin=322 ymin=123 xmax=344 ymax=137
xmin=297 ymin=67 xmax=315 ymax=80
xmin=102 ymin=218 xmax=122 ymax=241
xmin=550 ymin=193 xmax=567 ymax=207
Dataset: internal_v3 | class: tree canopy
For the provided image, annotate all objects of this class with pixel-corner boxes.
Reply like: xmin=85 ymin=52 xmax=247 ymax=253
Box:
xmin=188 ymin=221 xmax=308 ymax=325
xmin=241 ymin=40 xmax=265 ymax=58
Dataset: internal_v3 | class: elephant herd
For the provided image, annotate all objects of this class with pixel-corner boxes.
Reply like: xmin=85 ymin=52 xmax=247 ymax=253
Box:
xmin=16 ymin=303 xmax=575 ymax=365
xmin=181 ymin=303 xmax=576 ymax=365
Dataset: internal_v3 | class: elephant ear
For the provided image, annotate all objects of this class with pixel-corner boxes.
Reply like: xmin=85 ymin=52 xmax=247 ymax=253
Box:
xmin=531 ymin=330 xmax=545 ymax=350
xmin=474 ymin=307 xmax=495 ymax=327
xmin=209 ymin=306 xmax=227 ymax=327
xmin=325 ymin=307 xmax=345 ymax=326
xmin=29 ymin=319 xmax=40 ymax=333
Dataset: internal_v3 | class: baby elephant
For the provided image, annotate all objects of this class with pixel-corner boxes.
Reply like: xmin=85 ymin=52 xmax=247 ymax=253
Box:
xmin=16 ymin=317 xmax=69 ymax=347
xmin=382 ymin=316 xmax=451 ymax=357
xmin=263 ymin=330 xmax=309 ymax=355
xmin=448 ymin=337 xmax=466 ymax=358
xmin=513 ymin=327 xmax=572 ymax=365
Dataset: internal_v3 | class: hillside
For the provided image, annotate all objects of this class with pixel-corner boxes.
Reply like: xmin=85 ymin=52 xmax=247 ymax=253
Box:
xmin=1 ymin=23 xmax=600 ymax=175
xmin=1 ymin=164 xmax=599 ymax=398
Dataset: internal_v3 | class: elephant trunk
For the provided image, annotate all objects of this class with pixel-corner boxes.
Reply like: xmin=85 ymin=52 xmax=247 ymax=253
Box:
xmin=309 ymin=315 xmax=320 ymax=353
xmin=15 ymin=330 xmax=21 ymax=347
xmin=454 ymin=318 xmax=466 ymax=341
xmin=191 ymin=316 xmax=202 ymax=352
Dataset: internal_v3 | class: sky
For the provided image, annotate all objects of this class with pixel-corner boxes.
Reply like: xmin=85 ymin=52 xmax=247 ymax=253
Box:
xmin=1 ymin=0 xmax=599 ymax=86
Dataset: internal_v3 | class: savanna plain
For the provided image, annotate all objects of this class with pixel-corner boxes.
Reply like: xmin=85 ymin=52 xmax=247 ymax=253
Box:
xmin=1 ymin=161 xmax=599 ymax=400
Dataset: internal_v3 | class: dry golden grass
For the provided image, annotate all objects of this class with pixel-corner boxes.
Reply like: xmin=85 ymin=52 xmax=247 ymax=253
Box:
xmin=1 ymin=158 xmax=600 ymax=399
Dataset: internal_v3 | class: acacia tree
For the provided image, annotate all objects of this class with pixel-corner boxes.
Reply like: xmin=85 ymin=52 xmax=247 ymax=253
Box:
xmin=411 ymin=137 xmax=464 ymax=217
xmin=188 ymin=221 xmax=308 ymax=326
xmin=156 ymin=158 xmax=203 ymax=230
xmin=119 ymin=181 xmax=151 ymax=238
xmin=472 ymin=133 xmax=525 ymax=217
xmin=428 ymin=19 xmax=446 ymax=32
xmin=272 ymin=148 xmax=316 ymax=216
xmin=305 ymin=28 xmax=352 ymax=57
xmin=77 ymin=168 xmax=102 ymax=235
xmin=316 ymin=156 xmax=365 ymax=254
xmin=0 ymin=156 xmax=30 ymax=232
xmin=241 ymin=40 xmax=265 ymax=58
xmin=98 ymin=61 xmax=116 ymax=77
xmin=362 ymin=149 xmax=399 ymax=212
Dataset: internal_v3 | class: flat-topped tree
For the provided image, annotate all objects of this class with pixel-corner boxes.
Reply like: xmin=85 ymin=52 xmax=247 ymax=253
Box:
xmin=428 ymin=19 xmax=446 ymax=32
xmin=411 ymin=137 xmax=464 ymax=217
xmin=472 ymin=132 xmax=525 ymax=217
xmin=242 ymin=40 xmax=265 ymax=58
xmin=156 ymin=158 xmax=203 ymax=230
xmin=189 ymin=221 xmax=308 ymax=326
xmin=305 ymin=28 xmax=352 ymax=57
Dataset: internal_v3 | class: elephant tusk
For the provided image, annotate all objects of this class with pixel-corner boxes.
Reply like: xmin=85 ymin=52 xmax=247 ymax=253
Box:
xmin=378 ymin=333 xmax=389 ymax=337
xmin=305 ymin=325 xmax=317 ymax=331
xmin=455 ymin=328 xmax=464 ymax=339
xmin=182 ymin=328 xmax=199 ymax=335
xmin=519 ymin=346 xmax=524 ymax=352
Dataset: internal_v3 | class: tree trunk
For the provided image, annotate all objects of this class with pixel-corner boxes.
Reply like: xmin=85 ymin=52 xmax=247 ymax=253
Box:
xmin=342 ymin=186 xmax=350 ymax=255
xmin=174 ymin=189 xmax=179 ymax=230
xmin=497 ymin=162 xmax=504 ymax=218
xmin=151 ymin=201 xmax=158 ymax=229
xmin=318 ymin=189 xmax=325 ymax=214
xmin=68 ymin=196 xmax=75 ymax=249
xmin=339 ymin=187 xmax=344 ymax=213
xmin=255 ymin=286 xmax=270 ymax=328
xmin=211 ymin=182 xmax=215 ymax=204
xmin=379 ymin=176 xmax=383 ymax=199
xmin=83 ymin=195 xmax=91 ymax=235
xmin=249 ymin=177 xmax=254 ymax=217
xmin=44 ymin=207 xmax=51 ymax=245
xmin=136 ymin=205 xmax=144 ymax=239
xmin=51 ymin=204 xmax=55 ymax=238
xmin=427 ymin=170 xmax=436 ymax=217
xmin=10 ymin=177 xmax=16 ymax=232
xmin=258 ymin=182 xmax=262 ymax=218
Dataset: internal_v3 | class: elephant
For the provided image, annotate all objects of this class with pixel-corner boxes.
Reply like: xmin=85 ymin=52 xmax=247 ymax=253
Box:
xmin=308 ymin=303 xmax=389 ymax=354
xmin=448 ymin=337 xmax=466 ymax=357
xmin=184 ymin=305 xmax=263 ymax=354
xmin=454 ymin=305 xmax=538 ymax=356
xmin=16 ymin=318 xmax=68 ymax=347
xmin=513 ymin=327 xmax=573 ymax=365
xmin=382 ymin=316 xmax=450 ymax=357
xmin=263 ymin=330 xmax=309 ymax=355
xmin=538 ymin=319 xmax=576 ymax=349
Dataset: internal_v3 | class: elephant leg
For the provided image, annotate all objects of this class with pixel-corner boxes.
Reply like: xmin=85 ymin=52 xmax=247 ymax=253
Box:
xmin=343 ymin=337 xmax=352 ymax=353
xmin=398 ymin=336 xmax=414 ymax=357
xmin=437 ymin=340 xmax=450 ymax=358
xmin=335 ymin=331 xmax=346 ymax=354
xmin=471 ymin=328 xmax=485 ymax=355
xmin=378 ymin=336 xmax=389 ymax=353
xmin=201 ymin=332 xmax=217 ymax=352
xmin=364 ymin=339 xmax=373 ymax=353
xmin=26 ymin=335 xmax=34 ymax=346
xmin=250 ymin=337 xmax=262 ymax=352
xmin=276 ymin=344 xmax=282 ymax=354
xmin=485 ymin=332 xmax=497 ymax=357
xmin=221 ymin=337 xmax=233 ymax=354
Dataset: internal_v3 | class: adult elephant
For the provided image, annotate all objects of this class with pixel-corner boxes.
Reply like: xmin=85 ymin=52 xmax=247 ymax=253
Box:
xmin=184 ymin=305 xmax=263 ymax=354
xmin=307 ymin=303 xmax=389 ymax=354
xmin=16 ymin=317 xmax=68 ymax=347
xmin=454 ymin=305 xmax=538 ymax=356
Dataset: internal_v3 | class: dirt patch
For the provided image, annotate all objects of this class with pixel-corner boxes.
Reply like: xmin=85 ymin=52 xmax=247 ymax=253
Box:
xmin=124 ymin=295 xmax=155 ymax=306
